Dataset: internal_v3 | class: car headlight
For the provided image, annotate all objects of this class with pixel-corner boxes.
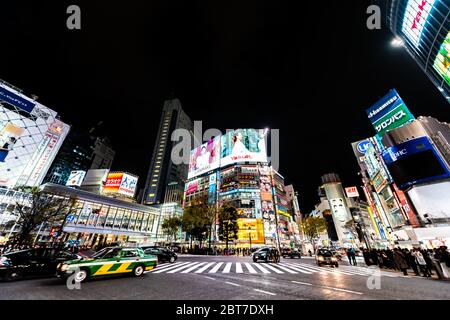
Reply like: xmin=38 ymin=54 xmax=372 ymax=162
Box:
xmin=318 ymin=256 xmax=324 ymax=261
xmin=60 ymin=264 xmax=70 ymax=272
xmin=331 ymin=257 xmax=337 ymax=261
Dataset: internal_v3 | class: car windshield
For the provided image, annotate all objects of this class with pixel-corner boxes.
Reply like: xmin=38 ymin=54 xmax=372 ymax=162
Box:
xmin=318 ymin=250 xmax=332 ymax=257
xmin=256 ymin=248 xmax=269 ymax=253
xmin=92 ymin=248 xmax=121 ymax=259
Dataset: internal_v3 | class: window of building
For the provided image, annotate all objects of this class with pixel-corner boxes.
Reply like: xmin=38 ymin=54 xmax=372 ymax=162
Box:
xmin=105 ymin=207 xmax=117 ymax=228
xmin=114 ymin=209 xmax=125 ymax=228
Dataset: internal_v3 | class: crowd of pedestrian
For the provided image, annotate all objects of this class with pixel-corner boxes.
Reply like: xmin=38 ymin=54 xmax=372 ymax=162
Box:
xmin=360 ymin=246 xmax=450 ymax=278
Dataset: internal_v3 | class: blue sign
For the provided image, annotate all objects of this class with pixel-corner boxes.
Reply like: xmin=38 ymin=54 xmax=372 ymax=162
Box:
xmin=382 ymin=136 xmax=433 ymax=165
xmin=356 ymin=140 xmax=370 ymax=154
xmin=66 ymin=215 xmax=75 ymax=223
xmin=0 ymin=86 xmax=36 ymax=113
xmin=0 ymin=150 xmax=7 ymax=162
xmin=366 ymin=89 xmax=402 ymax=123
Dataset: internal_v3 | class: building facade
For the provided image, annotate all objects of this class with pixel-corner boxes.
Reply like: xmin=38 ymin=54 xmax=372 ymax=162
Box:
xmin=381 ymin=0 xmax=450 ymax=102
xmin=0 ymin=80 xmax=70 ymax=188
xmin=142 ymin=99 xmax=193 ymax=205
xmin=43 ymin=126 xmax=115 ymax=186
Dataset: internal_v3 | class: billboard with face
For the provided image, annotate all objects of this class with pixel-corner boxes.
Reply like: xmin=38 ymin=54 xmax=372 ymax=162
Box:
xmin=188 ymin=136 xmax=221 ymax=179
xmin=433 ymin=30 xmax=450 ymax=86
xmin=220 ymin=129 xmax=267 ymax=167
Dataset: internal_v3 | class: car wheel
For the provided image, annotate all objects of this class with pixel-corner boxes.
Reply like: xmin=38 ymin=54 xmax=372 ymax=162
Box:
xmin=169 ymin=256 xmax=175 ymax=263
xmin=335 ymin=264 xmax=339 ymax=268
xmin=4 ymin=270 xmax=22 ymax=281
xmin=74 ymin=269 xmax=89 ymax=282
xmin=253 ymin=258 xmax=257 ymax=263
xmin=133 ymin=264 xmax=145 ymax=277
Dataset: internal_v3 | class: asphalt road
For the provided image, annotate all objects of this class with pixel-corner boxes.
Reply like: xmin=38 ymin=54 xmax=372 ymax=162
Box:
xmin=1 ymin=255 xmax=449 ymax=300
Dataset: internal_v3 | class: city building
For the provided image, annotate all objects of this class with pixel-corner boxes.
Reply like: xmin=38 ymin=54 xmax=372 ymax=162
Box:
xmin=43 ymin=124 xmax=115 ymax=186
xmin=0 ymin=80 xmax=70 ymax=189
xmin=381 ymin=0 xmax=450 ymax=102
xmin=142 ymin=99 xmax=194 ymax=205
xmin=183 ymin=129 xmax=300 ymax=249
xmin=0 ymin=183 xmax=167 ymax=246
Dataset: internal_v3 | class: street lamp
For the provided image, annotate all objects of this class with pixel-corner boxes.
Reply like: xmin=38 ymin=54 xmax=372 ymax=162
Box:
xmin=391 ymin=37 xmax=404 ymax=48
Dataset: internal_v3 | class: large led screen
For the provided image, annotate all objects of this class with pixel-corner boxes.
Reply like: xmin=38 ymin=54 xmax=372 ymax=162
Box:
xmin=433 ymin=30 xmax=450 ymax=86
xmin=188 ymin=136 xmax=220 ymax=179
xmin=407 ymin=181 xmax=450 ymax=220
xmin=220 ymin=129 xmax=267 ymax=167
xmin=401 ymin=0 xmax=436 ymax=48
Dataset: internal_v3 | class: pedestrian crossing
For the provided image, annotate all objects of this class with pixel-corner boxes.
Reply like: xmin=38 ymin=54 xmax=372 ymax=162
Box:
xmin=146 ymin=261 xmax=406 ymax=278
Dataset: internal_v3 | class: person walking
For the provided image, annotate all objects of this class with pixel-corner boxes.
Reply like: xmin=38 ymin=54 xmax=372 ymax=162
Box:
xmin=348 ymin=248 xmax=357 ymax=266
xmin=393 ymin=248 xmax=409 ymax=276
xmin=413 ymin=249 xmax=431 ymax=277
xmin=405 ymin=249 xmax=420 ymax=276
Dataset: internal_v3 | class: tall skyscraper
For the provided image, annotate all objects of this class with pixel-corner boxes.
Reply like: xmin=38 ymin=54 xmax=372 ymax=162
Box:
xmin=380 ymin=0 xmax=450 ymax=102
xmin=142 ymin=99 xmax=193 ymax=205
xmin=43 ymin=123 xmax=115 ymax=186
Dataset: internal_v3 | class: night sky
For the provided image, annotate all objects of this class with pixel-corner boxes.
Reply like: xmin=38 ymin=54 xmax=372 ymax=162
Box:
xmin=1 ymin=1 xmax=449 ymax=212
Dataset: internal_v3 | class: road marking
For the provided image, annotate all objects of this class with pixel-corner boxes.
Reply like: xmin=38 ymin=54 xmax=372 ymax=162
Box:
xmin=291 ymin=281 xmax=313 ymax=286
xmin=269 ymin=263 xmax=298 ymax=274
xmin=235 ymin=263 xmax=243 ymax=273
xmin=262 ymin=263 xmax=284 ymax=274
xmin=148 ymin=262 xmax=182 ymax=271
xmin=254 ymin=289 xmax=276 ymax=296
xmin=208 ymin=262 xmax=223 ymax=273
xmin=181 ymin=262 xmax=207 ymax=273
xmin=244 ymin=263 xmax=257 ymax=274
xmin=166 ymin=262 xmax=200 ymax=273
xmin=252 ymin=263 xmax=271 ymax=274
xmin=204 ymin=276 xmax=216 ymax=280
xmin=195 ymin=262 xmax=216 ymax=273
xmin=151 ymin=262 xmax=191 ymax=273
xmin=283 ymin=263 xmax=320 ymax=273
xmin=277 ymin=263 xmax=311 ymax=274
xmin=222 ymin=262 xmax=232 ymax=273
xmin=225 ymin=281 xmax=241 ymax=287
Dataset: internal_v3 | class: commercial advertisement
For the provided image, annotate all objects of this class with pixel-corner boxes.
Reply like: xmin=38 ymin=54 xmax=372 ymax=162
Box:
xmin=382 ymin=136 xmax=450 ymax=189
xmin=188 ymin=136 xmax=221 ymax=179
xmin=0 ymin=84 xmax=36 ymax=113
xmin=185 ymin=178 xmax=200 ymax=195
xmin=433 ymin=30 xmax=450 ymax=86
xmin=236 ymin=218 xmax=265 ymax=244
xmin=207 ymin=172 xmax=217 ymax=204
xmin=345 ymin=186 xmax=359 ymax=198
xmin=0 ymin=121 xmax=24 ymax=162
xmin=221 ymin=129 xmax=267 ymax=167
xmin=103 ymin=172 xmax=138 ymax=197
xmin=66 ymin=170 xmax=86 ymax=187
xmin=366 ymin=89 xmax=415 ymax=137
xmin=407 ymin=181 xmax=450 ymax=220
xmin=401 ymin=0 xmax=436 ymax=47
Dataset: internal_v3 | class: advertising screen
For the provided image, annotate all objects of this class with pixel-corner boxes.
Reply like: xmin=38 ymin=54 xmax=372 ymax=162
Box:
xmin=103 ymin=172 xmax=124 ymax=194
xmin=345 ymin=186 xmax=359 ymax=198
xmin=0 ymin=122 xmax=24 ymax=162
xmin=220 ymin=129 xmax=267 ymax=167
xmin=0 ymin=85 xmax=36 ymax=113
xmin=383 ymin=137 xmax=450 ymax=189
xmin=401 ymin=0 xmax=436 ymax=47
xmin=118 ymin=173 xmax=138 ymax=197
xmin=366 ymin=89 xmax=415 ymax=137
xmin=236 ymin=218 xmax=265 ymax=244
xmin=407 ymin=181 xmax=450 ymax=220
xmin=433 ymin=30 xmax=450 ymax=86
xmin=66 ymin=171 xmax=86 ymax=187
xmin=185 ymin=179 xmax=200 ymax=195
xmin=188 ymin=136 xmax=221 ymax=179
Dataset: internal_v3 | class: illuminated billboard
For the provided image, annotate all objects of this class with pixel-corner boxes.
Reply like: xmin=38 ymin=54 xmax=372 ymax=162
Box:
xmin=66 ymin=171 xmax=86 ymax=187
xmin=188 ymin=136 xmax=220 ymax=179
xmin=366 ymin=89 xmax=415 ymax=137
xmin=433 ymin=30 xmax=450 ymax=86
xmin=401 ymin=0 xmax=436 ymax=48
xmin=103 ymin=172 xmax=138 ymax=197
xmin=236 ymin=218 xmax=265 ymax=244
xmin=220 ymin=129 xmax=267 ymax=167
xmin=0 ymin=122 xmax=24 ymax=162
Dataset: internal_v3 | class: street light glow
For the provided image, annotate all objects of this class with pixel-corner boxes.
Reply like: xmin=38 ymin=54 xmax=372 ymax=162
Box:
xmin=391 ymin=37 xmax=404 ymax=48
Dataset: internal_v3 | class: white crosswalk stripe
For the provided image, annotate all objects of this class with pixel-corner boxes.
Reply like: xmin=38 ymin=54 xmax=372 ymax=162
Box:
xmin=181 ymin=262 xmax=207 ymax=273
xmin=252 ymin=263 xmax=271 ymax=274
xmin=148 ymin=261 xmax=410 ymax=277
xmin=244 ymin=263 xmax=257 ymax=274
xmin=279 ymin=263 xmax=312 ymax=274
xmin=195 ymin=262 xmax=216 ymax=273
xmin=208 ymin=262 xmax=223 ymax=273
xmin=151 ymin=262 xmax=191 ymax=273
xmin=167 ymin=262 xmax=200 ymax=273
xmin=222 ymin=262 xmax=232 ymax=273
xmin=270 ymin=263 xmax=298 ymax=274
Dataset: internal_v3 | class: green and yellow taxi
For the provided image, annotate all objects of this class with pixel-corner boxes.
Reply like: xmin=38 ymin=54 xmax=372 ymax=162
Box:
xmin=56 ymin=247 xmax=157 ymax=282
